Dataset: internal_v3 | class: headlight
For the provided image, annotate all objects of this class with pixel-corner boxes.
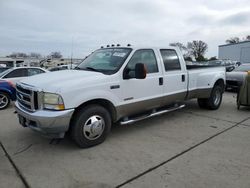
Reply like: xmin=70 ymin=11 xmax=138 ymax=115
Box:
xmin=43 ymin=92 xmax=65 ymax=110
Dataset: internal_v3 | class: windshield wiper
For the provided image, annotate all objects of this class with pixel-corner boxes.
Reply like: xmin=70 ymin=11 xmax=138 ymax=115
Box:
xmin=84 ymin=67 xmax=100 ymax=72
xmin=74 ymin=67 xmax=81 ymax=70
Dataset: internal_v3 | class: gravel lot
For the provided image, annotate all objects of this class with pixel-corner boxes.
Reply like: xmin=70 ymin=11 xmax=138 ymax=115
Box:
xmin=0 ymin=92 xmax=250 ymax=188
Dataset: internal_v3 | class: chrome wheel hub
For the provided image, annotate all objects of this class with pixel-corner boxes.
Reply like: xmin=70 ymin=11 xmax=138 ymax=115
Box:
xmin=213 ymin=89 xmax=221 ymax=106
xmin=0 ymin=94 xmax=8 ymax=108
xmin=83 ymin=115 xmax=105 ymax=140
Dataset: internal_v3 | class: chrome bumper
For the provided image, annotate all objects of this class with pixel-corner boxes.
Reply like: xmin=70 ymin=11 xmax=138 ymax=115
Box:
xmin=15 ymin=102 xmax=74 ymax=138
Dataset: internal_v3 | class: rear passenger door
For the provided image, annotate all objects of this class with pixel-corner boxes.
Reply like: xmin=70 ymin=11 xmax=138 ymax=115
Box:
xmin=119 ymin=49 xmax=164 ymax=117
xmin=159 ymin=49 xmax=187 ymax=105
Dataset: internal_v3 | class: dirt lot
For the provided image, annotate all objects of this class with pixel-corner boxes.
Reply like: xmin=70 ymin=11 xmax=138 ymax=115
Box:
xmin=0 ymin=92 xmax=250 ymax=188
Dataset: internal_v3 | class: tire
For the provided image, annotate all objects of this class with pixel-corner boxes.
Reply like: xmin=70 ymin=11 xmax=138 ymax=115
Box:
xmin=0 ymin=92 xmax=10 ymax=110
xmin=70 ymin=105 xmax=111 ymax=148
xmin=206 ymin=85 xmax=223 ymax=110
xmin=197 ymin=85 xmax=223 ymax=110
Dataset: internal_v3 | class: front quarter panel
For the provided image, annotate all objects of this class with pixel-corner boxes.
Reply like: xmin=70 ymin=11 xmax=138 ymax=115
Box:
xmin=59 ymin=77 xmax=122 ymax=109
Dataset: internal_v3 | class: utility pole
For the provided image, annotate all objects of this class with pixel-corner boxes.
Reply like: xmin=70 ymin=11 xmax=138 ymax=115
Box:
xmin=70 ymin=37 xmax=74 ymax=69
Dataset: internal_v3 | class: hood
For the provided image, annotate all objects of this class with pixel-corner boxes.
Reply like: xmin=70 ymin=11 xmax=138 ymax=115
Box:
xmin=19 ymin=70 xmax=108 ymax=93
xmin=226 ymin=71 xmax=247 ymax=81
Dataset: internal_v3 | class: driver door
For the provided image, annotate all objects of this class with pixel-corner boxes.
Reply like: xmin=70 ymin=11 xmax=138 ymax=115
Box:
xmin=119 ymin=49 xmax=164 ymax=117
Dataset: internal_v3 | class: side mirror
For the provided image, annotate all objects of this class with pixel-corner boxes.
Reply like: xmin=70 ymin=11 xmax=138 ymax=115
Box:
xmin=135 ymin=63 xmax=147 ymax=79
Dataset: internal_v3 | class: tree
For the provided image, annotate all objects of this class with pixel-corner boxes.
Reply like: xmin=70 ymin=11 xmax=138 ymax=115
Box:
xmin=187 ymin=40 xmax=208 ymax=61
xmin=29 ymin=52 xmax=42 ymax=58
xmin=209 ymin=56 xmax=217 ymax=61
xmin=169 ymin=42 xmax=187 ymax=53
xmin=7 ymin=52 xmax=28 ymax=58
xmin=225 ymin=37 xmax=240 ymax=44
xmin=246 ymin=35 xmax=250 ymax=41
xmin=49 ymin=52 xmax=62 ymax=59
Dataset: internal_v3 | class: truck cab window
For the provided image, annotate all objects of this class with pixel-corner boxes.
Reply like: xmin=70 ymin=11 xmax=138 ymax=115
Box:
xmin=160 ymin=49 xmax=181 ymax=71
xmin=126 ymin=49 xmax=158 ymax=74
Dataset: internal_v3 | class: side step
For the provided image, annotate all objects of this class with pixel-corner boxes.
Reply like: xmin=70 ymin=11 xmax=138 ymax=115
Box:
xmin=120 ymin=104 xmax=185 ymax=125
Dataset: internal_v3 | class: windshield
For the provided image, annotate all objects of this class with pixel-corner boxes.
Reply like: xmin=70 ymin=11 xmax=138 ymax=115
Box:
xmin=77 ymin=48 xmax=132 ymax=74
xmin=234 ymin=65 xmax=250 ymax=72
xmin=0 ymin=68 xmax=13 ymax=77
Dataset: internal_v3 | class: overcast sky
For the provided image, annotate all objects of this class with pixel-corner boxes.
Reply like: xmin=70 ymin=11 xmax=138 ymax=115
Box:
xmin=0 ymin=0 xmax=250 ymax=58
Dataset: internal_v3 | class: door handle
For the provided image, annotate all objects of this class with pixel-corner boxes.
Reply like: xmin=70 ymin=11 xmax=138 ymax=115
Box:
xmin=159 ymin=77 xmax=163 ymax=85
xmin=182 ymin=75 xmax=185 ymax=82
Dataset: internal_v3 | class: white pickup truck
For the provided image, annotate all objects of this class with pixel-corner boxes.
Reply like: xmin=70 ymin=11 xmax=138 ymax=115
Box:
xmin=15 ymin=46 xmax=225 ymax=148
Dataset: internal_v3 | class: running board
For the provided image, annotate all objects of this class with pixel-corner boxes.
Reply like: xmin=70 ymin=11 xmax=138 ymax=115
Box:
xmin=120 ymin=104 xmax=185 ymax=125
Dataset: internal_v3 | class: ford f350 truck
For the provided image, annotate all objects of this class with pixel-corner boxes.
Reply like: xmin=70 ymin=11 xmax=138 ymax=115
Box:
xmin=15 ymin=46 xmax=225 ymax=148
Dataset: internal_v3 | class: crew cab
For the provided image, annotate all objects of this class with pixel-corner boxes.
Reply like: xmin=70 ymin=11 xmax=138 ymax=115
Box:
xmin=15 ymin=46 xmax=225 ymax=148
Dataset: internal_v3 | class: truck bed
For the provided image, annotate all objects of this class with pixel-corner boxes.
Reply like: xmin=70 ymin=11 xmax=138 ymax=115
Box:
xmin=186 ymin=64 xmax=222 ymax=70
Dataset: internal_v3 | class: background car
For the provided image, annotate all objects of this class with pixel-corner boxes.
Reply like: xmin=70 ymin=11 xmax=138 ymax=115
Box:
xmin=48 ymin=64 xmax=78 ymax=72
xmin=0 ymin=80 xmax=16 ymax=110
xmin=48 ymin=66 xmax=68 ymax=72
xmin=0 ymin=67 xmax=11 ymax=73
xmin=226 ymin=64 xmax=250 ymax=90
xmin=0 ymin=67 xmax=48 ymax=84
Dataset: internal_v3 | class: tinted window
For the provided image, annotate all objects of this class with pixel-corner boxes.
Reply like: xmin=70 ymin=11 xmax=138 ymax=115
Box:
xmin=126 ymin=49 xmax=158 ymax=74
xmin=4 ymin=69 xmax=27 ymax=78
xmin=27 ymin=68 xmax=44 ymax=76
xmin=160 ymin=49 xmax=181 ymax=71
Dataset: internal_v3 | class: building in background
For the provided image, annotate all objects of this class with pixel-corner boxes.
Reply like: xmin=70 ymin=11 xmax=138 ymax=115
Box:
xmin=0 ymin=57 xmax=82 ymax=68
xmin=218 ymin=41 xmax=250 ymax=64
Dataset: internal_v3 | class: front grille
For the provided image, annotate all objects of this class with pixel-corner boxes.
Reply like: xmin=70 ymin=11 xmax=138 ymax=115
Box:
xmin=16 ymin=84 xmax=39 ymax=112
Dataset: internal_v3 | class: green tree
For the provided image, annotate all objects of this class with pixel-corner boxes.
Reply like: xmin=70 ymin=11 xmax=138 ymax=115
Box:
xmin=187 ymin=40 xmax=208 ymax=61
xmin=226 ymin=37 xmax=240 ymax=44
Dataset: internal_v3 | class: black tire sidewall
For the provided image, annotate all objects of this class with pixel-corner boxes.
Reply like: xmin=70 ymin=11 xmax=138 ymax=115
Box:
xmin=208 ymin=85 xmax=223 ymax=110
xmin=71 ymin=105 xmax=111 ymax=148
xmin=0 ymin=92 xmax=10 ymax=110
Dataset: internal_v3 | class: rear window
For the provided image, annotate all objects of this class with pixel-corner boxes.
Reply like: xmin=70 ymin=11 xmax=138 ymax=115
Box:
xmin=160 ymin=49 xmax=181 ymax=71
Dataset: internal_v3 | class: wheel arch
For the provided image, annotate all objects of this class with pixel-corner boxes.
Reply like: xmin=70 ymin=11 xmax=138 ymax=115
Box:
xmin=0 ymin=89 xmax=12 ymax=98
xmin=214 ymin=79 xmax=225 ymax=91
xmin=70 ymin=98 xmax=117 ymax=126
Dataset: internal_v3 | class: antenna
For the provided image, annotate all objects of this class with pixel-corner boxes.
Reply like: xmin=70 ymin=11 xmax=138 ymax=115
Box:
xmin=70 ymin=37 xmax=74 ymax=69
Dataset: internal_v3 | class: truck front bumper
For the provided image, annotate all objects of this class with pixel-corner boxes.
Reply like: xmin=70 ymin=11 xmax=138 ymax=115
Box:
xmin=15 ymin=102 xmax=75 ymax=138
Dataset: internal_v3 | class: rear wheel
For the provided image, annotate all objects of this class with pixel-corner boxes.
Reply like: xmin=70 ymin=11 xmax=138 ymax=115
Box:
xmin=197 ymin=85 xmax=223 ymax=110
xmin=0 ymin=92 xmax=10 ymax=110
xmin=70 ymin=105 xmax=111 ymax=148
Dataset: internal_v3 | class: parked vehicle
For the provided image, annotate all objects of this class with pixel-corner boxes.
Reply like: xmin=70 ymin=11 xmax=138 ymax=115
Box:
xmin=0 ymin=67 xmax=10 ymax=73
xmin=15 ymin=46 xmax=225 ymax=148
xmin=48 ymin=64 xmax=78 ymax=72
xmin=0 ymin=80 xmax=16 ymax=110
xmin=206 ymin=59 xmax=238 ymax=72
xmin=226 ymin=64 xmax=250 ymax=90
xmin=0 ymin=67 xmax=48 ymax=84
xmin=48 ymin=66 xmax=68 ymax=72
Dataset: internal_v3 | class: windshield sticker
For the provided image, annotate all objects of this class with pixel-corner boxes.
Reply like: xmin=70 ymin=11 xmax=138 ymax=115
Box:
xmin=113 ymin=52 xmax=126 ymax=57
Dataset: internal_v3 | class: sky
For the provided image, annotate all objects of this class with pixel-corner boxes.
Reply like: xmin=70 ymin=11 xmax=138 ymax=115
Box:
xmin=0 ymin=0 xmax=250 ymax=58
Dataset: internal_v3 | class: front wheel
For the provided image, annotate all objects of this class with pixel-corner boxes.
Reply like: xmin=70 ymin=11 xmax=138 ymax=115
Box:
xmin=70 ymin=105 xmax=111 ymax=148
xmin=0 ymin=92 xmax=10 ymax=110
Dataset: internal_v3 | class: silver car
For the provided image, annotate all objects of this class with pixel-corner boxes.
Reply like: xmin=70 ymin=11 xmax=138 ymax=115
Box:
xmin=226 ymin=64 xmax=250 ymax=90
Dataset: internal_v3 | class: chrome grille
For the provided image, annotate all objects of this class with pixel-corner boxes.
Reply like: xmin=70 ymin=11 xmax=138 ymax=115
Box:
xmin=16 ymin=84 xmax=39 ymax=112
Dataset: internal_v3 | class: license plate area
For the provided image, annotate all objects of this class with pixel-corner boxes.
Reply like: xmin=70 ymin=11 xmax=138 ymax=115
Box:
xmin=18 ymin=114 xmax=27 ymax=127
